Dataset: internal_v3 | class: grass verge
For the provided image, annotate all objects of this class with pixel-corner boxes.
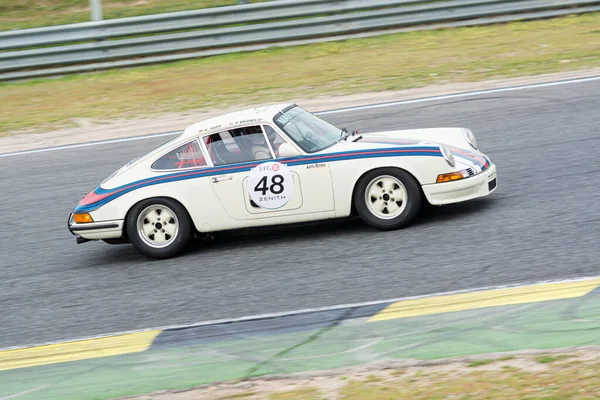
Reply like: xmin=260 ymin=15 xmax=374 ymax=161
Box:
xmin=337 ymin=360 xmax=600 ymax=400
xmin=130 ymin=350 xmax=600 ymax=399
xmin=1 ymin=0 xmax=270 ymax=31
xmin=1 ymin=13 xmax=599 ymax=136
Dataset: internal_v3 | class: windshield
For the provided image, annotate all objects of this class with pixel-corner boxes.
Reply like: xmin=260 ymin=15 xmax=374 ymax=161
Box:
xmin=274 ymin=106 xmax=344 ymax=153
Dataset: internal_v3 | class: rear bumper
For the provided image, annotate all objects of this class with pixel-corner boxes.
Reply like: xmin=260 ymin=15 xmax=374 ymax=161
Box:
xmin=422 ymin=163 xmax=497 ymax=205
xmin=68 ymin=213 xmax=124 ymax=240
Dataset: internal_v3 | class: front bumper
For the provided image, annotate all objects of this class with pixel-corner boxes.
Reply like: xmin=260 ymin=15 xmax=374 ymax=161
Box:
xmin=422 ymin=163 xmax=497 ymax=205
xmin=68 ymin=213 xmax=124 ymax=241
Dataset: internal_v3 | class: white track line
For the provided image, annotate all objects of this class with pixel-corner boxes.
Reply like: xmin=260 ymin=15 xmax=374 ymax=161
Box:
xmin=1 ymin=275 xmax=598 ymax=352
xmin=0 ymin=131 xmax=181 ymax=159
xmin=1 ymin=75 xmax=599 ymax=159
xmin=315 ymin=75 xmax=600 ymax=115
xmin=0 ymin=386 xmax=49 ymax=400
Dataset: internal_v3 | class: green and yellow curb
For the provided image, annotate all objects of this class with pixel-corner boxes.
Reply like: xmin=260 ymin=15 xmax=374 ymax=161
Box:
xmin=1 ymin=277 xmax=599 ymax=373
xmin=0 ymin=330 xmax=161 ymax=372
xmin=369 ymin=278 xmax=600 ymax=322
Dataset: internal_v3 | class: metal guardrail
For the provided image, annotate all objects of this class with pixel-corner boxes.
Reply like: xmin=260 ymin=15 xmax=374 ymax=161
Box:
xmin=1 ymin=0 xmax=426 ymax=50
xmin=1 ymin=0 xmax=599 ymax=81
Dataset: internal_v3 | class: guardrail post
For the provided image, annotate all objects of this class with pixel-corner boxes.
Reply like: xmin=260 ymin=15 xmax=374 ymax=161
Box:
xmin=90 ymin=0 xmax=103 ymax=21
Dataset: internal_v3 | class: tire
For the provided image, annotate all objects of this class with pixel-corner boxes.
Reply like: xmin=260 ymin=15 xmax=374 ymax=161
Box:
xmin=353 ymin=168 xmax=423 ymax=230
xmin=126 ymin=197 xmax=192 ymax=259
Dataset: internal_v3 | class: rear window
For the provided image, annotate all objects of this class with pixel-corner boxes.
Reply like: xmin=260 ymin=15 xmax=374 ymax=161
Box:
xmin=151 ymin=140 xmax=207 ymax=170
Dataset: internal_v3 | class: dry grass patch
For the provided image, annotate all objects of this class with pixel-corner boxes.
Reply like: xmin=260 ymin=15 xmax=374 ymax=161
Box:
xmin=267 ymin=388 xmax=321 ymax=400
xmin=338 ymin=360 xmax=600 ymax=399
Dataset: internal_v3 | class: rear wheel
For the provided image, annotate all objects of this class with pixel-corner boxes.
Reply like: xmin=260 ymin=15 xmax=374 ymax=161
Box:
xmin=353 ymin=168 xmax=422 ymax=230
xmin=127 ymin=198 xmax=192 ymax=259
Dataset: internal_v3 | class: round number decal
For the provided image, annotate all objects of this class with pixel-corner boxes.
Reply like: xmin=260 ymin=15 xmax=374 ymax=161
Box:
xmin=248 ymin=162 xmax=294 ymax=209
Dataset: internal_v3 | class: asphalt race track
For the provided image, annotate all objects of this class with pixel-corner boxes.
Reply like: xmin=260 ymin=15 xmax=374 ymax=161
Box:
xmin=1 ymin=79 xmax=599 ymax=349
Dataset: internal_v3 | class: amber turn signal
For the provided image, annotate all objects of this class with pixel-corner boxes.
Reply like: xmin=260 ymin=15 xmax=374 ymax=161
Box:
xmin=436 ymin=172 xmax=465 ymax=183
xmin=73 ymin=213 xmax=94 ymax=223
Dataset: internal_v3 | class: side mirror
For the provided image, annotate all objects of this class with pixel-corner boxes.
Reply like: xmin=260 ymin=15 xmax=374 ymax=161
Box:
xmin=278 ymin=143 xmax=301 ymax=158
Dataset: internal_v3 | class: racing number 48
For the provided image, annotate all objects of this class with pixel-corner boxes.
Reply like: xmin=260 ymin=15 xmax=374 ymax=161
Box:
xmin=254 ymin=175 xmax=284 ymax=196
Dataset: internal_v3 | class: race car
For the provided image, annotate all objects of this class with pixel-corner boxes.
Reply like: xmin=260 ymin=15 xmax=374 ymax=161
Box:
xmin=68 ymin=103 xmax=497 ymax=259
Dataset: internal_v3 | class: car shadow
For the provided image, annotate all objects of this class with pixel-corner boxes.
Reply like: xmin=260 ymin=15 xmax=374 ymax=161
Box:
xmin=86 ymin=197 xmax=499 ymax=264
xmin=182 ymin=197 xmax=500 ymax=255
xmin=413 ymin=197 xmax=499 ymax=227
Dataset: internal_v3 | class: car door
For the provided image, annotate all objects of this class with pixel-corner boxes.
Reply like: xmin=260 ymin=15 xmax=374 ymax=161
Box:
xmin=204 ymin=124 xmax=333 ymax=221
xmin=262 ymin=123 xmax=335 ymax=215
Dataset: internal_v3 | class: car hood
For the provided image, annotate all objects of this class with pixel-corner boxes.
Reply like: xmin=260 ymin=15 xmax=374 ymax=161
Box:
xmin=356 ymin=127 xmax=470 ymax=147
xmin=324 ymin=129 xmax=490 ymax=172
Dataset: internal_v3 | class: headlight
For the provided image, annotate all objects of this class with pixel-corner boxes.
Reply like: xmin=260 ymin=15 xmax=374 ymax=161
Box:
xmin=462 ymin=128 xmax=478 ymax=150
xmin=439 ymin=144 xmax=455 ymax=168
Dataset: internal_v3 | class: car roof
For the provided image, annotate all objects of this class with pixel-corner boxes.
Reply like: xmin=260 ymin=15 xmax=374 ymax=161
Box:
xmin=179 ymin=103 xmax=295 ymax=140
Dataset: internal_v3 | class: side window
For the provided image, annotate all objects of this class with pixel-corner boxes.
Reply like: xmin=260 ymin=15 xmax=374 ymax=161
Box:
xmin=151 ymin=140 xmax=207 ymax=170
xmin=204 ymin=125 xmax=274 ymax=166
xmin=263 ymin=125 xmax=288 ymax=157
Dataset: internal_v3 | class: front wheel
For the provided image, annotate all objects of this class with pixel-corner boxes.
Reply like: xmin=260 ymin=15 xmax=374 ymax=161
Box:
xmin=127 ymin=198 xmax=192 ymax=259
xmin=353 ymin=168 xmax=423 ymax=230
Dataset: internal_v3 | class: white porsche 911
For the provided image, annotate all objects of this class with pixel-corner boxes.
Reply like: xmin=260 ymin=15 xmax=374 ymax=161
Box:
xmin=68 ymin=103 xmax=497 ymax=259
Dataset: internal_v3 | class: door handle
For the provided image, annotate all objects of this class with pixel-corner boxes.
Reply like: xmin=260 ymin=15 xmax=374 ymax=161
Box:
xmin=211 ymin=175 xmax=232 ymax=183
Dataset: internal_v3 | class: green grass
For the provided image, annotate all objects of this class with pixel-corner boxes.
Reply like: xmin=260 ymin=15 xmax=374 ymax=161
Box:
xmin=1 ymin=12 xmax=599 ymax=136
xmin=1 ymin=0 xmax=271 ymax=31
xmin=226 ymin=391 xmax=259 ymax=398
xmin=467 ymin=356 xmax=515 ymax=367
xmin=536 ymin=355 xmax=572 ymax=364
xmin=468 ymin=359 xmax=497 ymax=367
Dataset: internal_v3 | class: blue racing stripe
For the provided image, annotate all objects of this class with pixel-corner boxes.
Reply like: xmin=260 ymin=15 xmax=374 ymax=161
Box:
xmin=75 ymin=147 xmax=442 ymax=213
